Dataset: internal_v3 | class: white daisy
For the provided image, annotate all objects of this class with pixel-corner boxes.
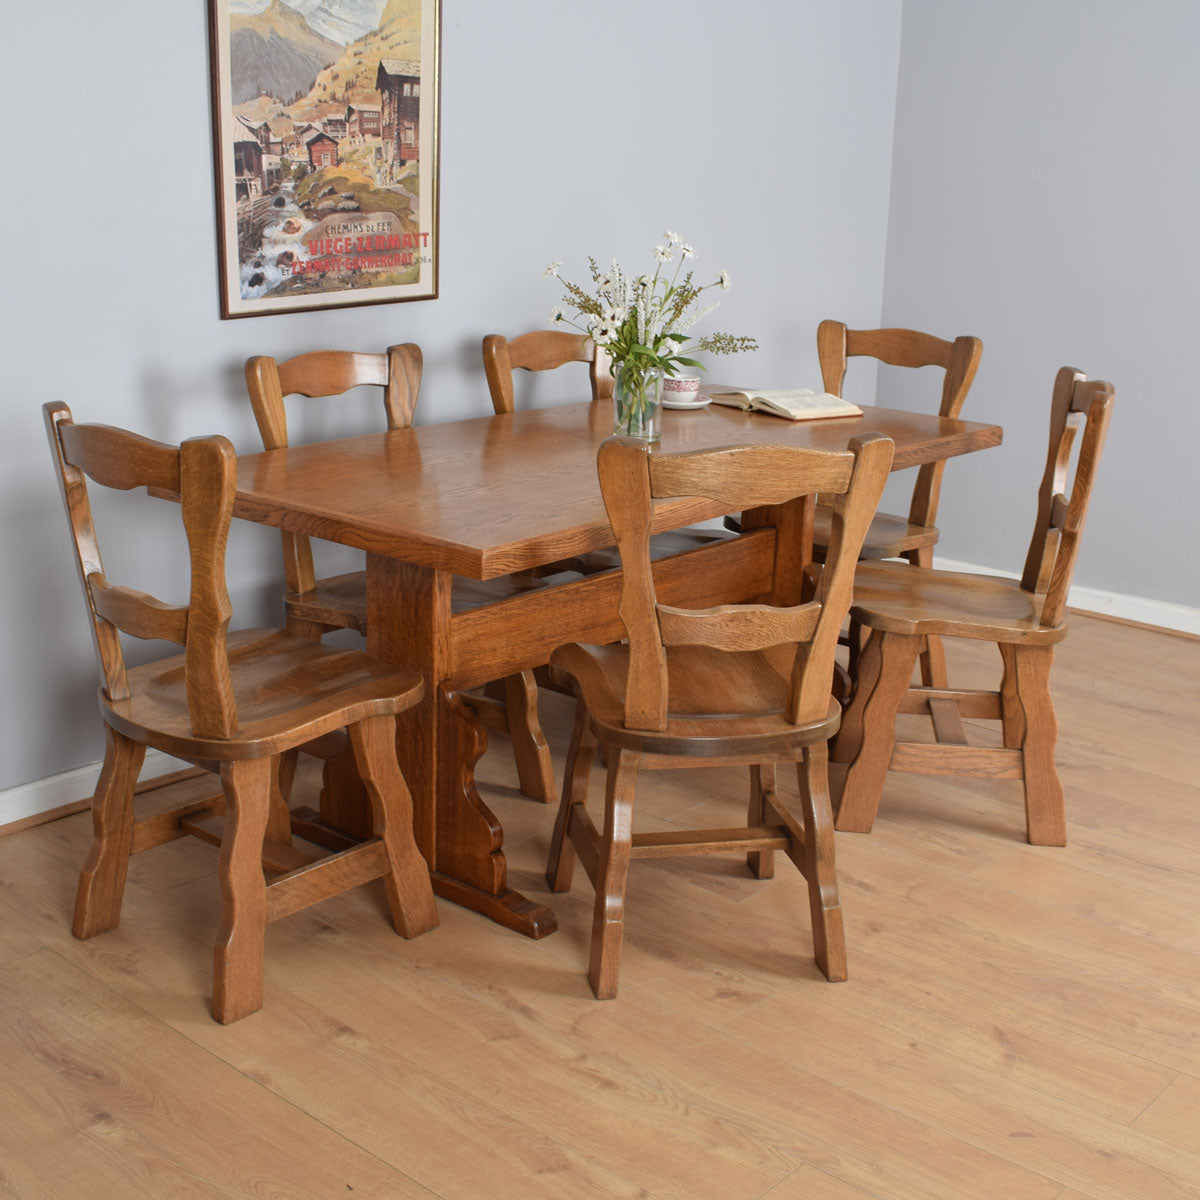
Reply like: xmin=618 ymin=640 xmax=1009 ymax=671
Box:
xmin=603 ymin=306 xmax=627 ymax=325
xmin=663 ymin=229 xmax=682 ymax=244
xmin=680 ymin=243 xmax=696 ymax=259
xmin=717 ymin=269 xmax=732 ymax=290
xmin=591 ymin=320 xmax=615 ymax=344
xmin=548 ymin=305 xmax=565 ymax=324
xmin=654 ymin=245 xmax=673 ymax=263
xmin=542 ymin=259 xmax=563 ymax=277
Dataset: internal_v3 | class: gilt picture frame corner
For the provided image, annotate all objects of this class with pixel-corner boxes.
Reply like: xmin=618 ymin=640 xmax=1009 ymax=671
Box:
xmin=207 ymin=0 xmax=440 ymax=320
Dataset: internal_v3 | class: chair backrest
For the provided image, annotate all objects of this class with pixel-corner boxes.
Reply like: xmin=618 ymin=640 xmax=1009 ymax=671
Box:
xmin=817 ymin=320 xmax=982 ymax=529
xmin=44 ymin=401 xmax=240 ymax=739
xmin=482 ymin=330 xmax=614 ymax=414
xmin=597 ymin=434 xmax=894 ymax=731
xmin=243 ymin=344 xmax=422 ymax=597
xmin=1019 ymin=367 xmax=1115 ymax=629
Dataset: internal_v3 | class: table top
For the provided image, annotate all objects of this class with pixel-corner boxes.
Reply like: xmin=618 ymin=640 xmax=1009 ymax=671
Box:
xmin=234 ymin=399 xmax=1002 ymax=579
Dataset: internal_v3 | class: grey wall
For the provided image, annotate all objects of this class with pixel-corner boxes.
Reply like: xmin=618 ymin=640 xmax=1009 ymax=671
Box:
xmin=879 ymin=0 xmax=1200 ymax=602
xmin=0 ymin=1 xmax=901 ymax=790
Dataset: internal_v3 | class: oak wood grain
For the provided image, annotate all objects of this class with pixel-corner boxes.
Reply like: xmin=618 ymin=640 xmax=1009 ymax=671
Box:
xmin=246 ymin=343 xmax=558 ymax=806
xmin=227 ymin=396 xmax=999 ymax=939
xmin=3 ymin=611 xmax=1197 ymax=1197
xmin=545 ymin=433 xmax=894 ymax=997
xmin=816 ymin=321 xmax=983 ymax=701
xmin=233 ymin=400 xmax=1002 ymax=579
xmin=482 ymin=329 xmax=613 ymax=414
xmin=245 ymin=345 xmax=422 ymax=613
xmin=833 ymin=369 xmax=1114 ymax=845
xmin=45 ymin=401 xmax=438 ymax=1022
xmin=817 ymin=321 xmax=982 ymax=538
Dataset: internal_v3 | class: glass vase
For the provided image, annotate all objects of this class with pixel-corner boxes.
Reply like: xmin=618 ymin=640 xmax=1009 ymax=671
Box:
xmin=612 ymin=361 xmax=664 ymax=442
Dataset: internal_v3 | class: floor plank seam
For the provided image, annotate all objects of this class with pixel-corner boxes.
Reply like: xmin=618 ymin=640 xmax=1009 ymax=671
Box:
xmin=1125 ymin=1073 xmax=1181 ymax=1127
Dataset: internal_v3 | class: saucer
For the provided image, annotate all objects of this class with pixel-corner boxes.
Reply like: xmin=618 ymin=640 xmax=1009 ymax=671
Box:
xmin=662 ymin=393 xmax=713 ymax=410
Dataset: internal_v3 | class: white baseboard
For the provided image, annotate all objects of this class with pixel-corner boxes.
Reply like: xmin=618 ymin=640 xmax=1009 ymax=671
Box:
xmin=937 ymin=557 xmax=1200 ymax=636
xmin=0 ymin=749 xmax=190 ymax=832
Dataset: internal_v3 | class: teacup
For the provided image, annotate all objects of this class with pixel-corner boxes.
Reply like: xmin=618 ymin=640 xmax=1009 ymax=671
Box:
xmin=663 ymin=373 xmax=702 ymax=402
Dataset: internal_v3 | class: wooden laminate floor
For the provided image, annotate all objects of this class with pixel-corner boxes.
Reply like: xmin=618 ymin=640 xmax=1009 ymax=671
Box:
xmin=1 ymin=613 xmax=1198 ymax=1198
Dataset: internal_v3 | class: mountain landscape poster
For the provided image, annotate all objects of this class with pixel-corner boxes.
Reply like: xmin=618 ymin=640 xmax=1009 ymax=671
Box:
xmin=208 ymin=0 xmax=439 ymax=317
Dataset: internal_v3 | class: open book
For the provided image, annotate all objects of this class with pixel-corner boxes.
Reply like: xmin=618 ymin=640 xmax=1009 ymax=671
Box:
xmin=708 ymin=387 xmax=862 ymax=421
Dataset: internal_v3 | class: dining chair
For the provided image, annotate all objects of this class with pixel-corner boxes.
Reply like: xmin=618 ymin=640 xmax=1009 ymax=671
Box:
xmin=45 ymin=401 xmax=438 ymax=1023
xmin=815 ymin=321 xmax=983 ymax=705
xmin=245 ymin=346 xmax=421 ymax=639
xmin=245 ymin=346 xmax=560 ymax=804
xmin=545 ymin=431 xmax=895 ymax=998
xmin=814 ymin=322 xmax=983 ymax=566
xmin=481 ymin=329 xmax=732 ymax=572
xmin=482 ymin=329 xmax=614 ymax=414
xmin=830 ymin=367 xmax=1114 ymax=846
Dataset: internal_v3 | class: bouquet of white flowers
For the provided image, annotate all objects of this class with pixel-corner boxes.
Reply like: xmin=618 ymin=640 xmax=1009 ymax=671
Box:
xmin=544 ymin=231 xmax=756 ymax=438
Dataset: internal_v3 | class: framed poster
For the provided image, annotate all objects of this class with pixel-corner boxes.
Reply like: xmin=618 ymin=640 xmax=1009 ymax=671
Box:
xmin=207 ymin=0 xmax=440 ymax=318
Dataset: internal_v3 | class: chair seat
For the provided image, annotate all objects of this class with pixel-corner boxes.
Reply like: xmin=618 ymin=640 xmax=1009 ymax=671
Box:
xmin=571 ymin=527 xmax=734 ymax=575
xmin=452 ymin=570 xmax=579 ymax=610
xmin=550 ymin=641 xmax=841 ymax=758
xmin=286 ymin=567 xmax=579 ymax=633
xmin=285 ymin=571 xmax=370 ymax=632
xmin=814 ymin=505 xmax=938 ymax=560
xmin=724 ymin=510 xmax=936 ymax=561
xmin=849 ymin=560 xmax=1066 ymax=644
xmin=103 ymin=628 xmax=424 ymax=761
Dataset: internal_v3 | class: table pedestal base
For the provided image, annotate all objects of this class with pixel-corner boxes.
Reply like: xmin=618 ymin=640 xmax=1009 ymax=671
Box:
xmin=291 ymin=684 xmax=559 ymax=940
xmin=289 ymin=805 xmax=558 ymax=939
xmin=430 ymin=871 xmax=558 ymax=938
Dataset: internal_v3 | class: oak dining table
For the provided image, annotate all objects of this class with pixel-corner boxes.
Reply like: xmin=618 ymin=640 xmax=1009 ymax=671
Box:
xmin=231 ymin=396 xmax=1003 ymax=938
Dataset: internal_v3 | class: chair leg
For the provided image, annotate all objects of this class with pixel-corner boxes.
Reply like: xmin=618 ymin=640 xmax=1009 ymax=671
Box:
xmin=588 ymin=748 xmax=638 ymax=1000
xmin=73 ymin=726 xmax=146 ymax=940
xmin=998 ymin=643 xmax=1026 ymax=749
xmin=212 ymin=758 xmax=271 ymax=1024
xmin=503 ymin=670 xmax=556 ymax=803
xmin=546 ymin=702 xmax=594 ymax=893
xmin=319 ymin=740 xmax=373 ymax=842
xmin=267 ymin=750 xmax=297 ymax=845
xmin=916 ymin=638 xmax=945 ymax=686
xmin=796 ymin=743 xmax=847 ymax=981
xmin=1005 ymin=645 xmax=1066 ymax=846
xmin=907 ymin=546 xmax=949 ymax=690
xmin=918 ymin=636 xmax=948 ymax=689
xmin=846 ymin=616 xmax=865 ymax=686
xmin=832 ymin=625 xmax=881 ymax=767
xmin=905 ymin=550 xmax=969 ymax=745
xmin=833 ymin=630 xmax=921 ymax=833
xmin=347 ymin=715 xmax=439 ymax=937
xmin=831 ymin=660 xmax=853 ymax=709
xmin=746 ymin=764 xmax=777 ymax=879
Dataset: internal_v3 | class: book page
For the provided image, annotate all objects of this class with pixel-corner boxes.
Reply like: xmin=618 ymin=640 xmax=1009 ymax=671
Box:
xmin=708 ymin=390 xmax=754 ymax=410
xmin=710 ymin=388 xmax=862 ymax=420
xmin=755 ymin=389 xmax=862 ymax=419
